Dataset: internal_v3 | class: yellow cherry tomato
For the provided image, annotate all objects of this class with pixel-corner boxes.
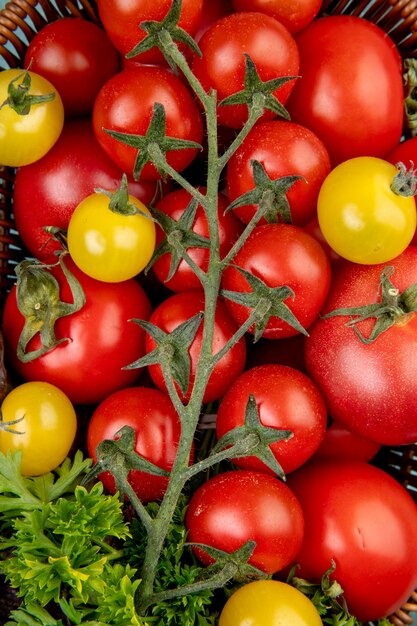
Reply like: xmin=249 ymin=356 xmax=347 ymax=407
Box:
xmin=0 ymin=69 xmax=64 ymax=167
xmin=317 ymin=156 xmax=416 ymax=264
xmin=67 ymin=191 xmax=156 ymax=282
xmin=219 ymin=580 xmax=323 ymax=626
xmin=0 ymin=381 xmax=77 ymax=476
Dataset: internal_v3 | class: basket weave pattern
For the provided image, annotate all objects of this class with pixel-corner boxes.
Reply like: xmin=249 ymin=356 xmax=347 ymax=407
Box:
xmin=0 ymin=1 xmax=417 ymax=625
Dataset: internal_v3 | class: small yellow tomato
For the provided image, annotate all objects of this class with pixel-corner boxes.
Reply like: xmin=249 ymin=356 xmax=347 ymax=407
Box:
xmin=219 ymin=580 xmax=323 ymax=626
xmin=0 ymin=69 xmax=64 ymax=167
xmin=67 ymin=191 xmax=156 ymax=282
xmin=0 ymin=381 xmax=77 ymax=476
xmin=317 ymin=157 xmax=416 ymax=264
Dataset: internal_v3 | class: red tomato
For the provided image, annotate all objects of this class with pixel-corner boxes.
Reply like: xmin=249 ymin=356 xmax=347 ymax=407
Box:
xmin=303 ymin=216 xmax=342 ymax=264
xmin=305 ymin=247 xmax=417 ymax=445
xmin=191 ymin=12 xmax=299 ymax=129
xmin=232 ymin=0 xmax=322 ymax=33
xmin=145 ymin=291 xmax=246 ymax=403
xmin=386 ymin=137 xmax=417 ymax=246
xmin=152 ymin=187 xmax=243 ymax=292
xmin=288 ymin=460 xmax=417 ymax=622
xmin=226 ymin=120 xmax=331 ymax=227
xmin=221 ymin=223 xmax=331 ymax=339
xmin=311 ymin=419 xmax=381 ymax=463
xmin=286 ymin=15 xmax=404 ymax=165
xmin=13 ymin=118 xmax=160 ymax=263
xmin=2 ymin=258 xmax=152 ymax=405
xmin=185 ymin=469 xmax=304 ymax=575
xmin=87 ymin=386 xmax=193 ymax=503
xmin=97 ymin=0 xmax=203 ymax=64
xmin=92 ymin=66 xmax=204 ymax=180
xmin=23 ymin=18 xmax=120 ymax=117
xmin=194 ymin=0 xmax=234 ymax=42
xmin=216 ymin=364 xmax=327 ymax=474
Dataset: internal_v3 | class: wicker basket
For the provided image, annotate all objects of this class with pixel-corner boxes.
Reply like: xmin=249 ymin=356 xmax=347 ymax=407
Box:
xmin=0 ymin=1 xmax=417 ymax=624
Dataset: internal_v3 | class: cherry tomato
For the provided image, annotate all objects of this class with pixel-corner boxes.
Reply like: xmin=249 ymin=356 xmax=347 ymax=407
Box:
xmin=216 ymin=364 xmax=327 ymax=474
xmin=13 ymin=118 xmax=161 ymax=263
xmin=87 ymin=386 xmax=193 ymax=503
xmin=0 ymin=381 xmax=77 ymax=476
xmin=92 ymin=66 xmax=204 ymax=180
xmin=152 ymin=187 xmax=243 ymax=292
xmin=226 ymin=120 xmax=331 ymax=227
xmin=97 ymin=0 xmax=203 ymax=64
xmin=185 ymin=469 xmax=304 ymax=575
xmin=286 ymin=15 xmax=404 ymax=165
xmin=304 ymin=247 xmax=417 ymax=445
xmin=288 ymin=460 xmax=417 ymax=622
xmin=145 ymin=291 xmax=247 ymax=403
xmin=2 ymin=258 xmax=152 ymax=405
xmin=67 ymin=190 xmax=156 ymax=283
xmin=191 ymin=12 xmax=299 ymax=129
xmin=232 ymin=0 xmax=322 ymax=33
xmin=317 ymin=157 xmax=416 ymax=265
xmin=219 ymin=580 xmax=323 ymax=626
xmin=221 ymin=223 xmax=331 ymax=339
xmin=23 ymin=17 xmax=120 ymax=117
xmin=0 ymin=69 xmax=64 ymax=167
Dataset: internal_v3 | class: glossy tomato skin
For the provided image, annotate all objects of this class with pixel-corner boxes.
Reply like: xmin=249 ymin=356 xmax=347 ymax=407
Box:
xmin=2 ymin=259 xmax=152 ymax=405
xmin=226 ymin=120 xmax=331 ymax=226
xmin=13 ymin=118 xmax=159 ymax=263
xmin=0 ymin=381 xmax=77 ymax=477
xmin=185 ymin=469 xmax=304 ymax=575
xmin=305 ymin=247 xmax=417 ymax=445
xmin=97 ymin=0 xmax=203 ymax=63
xmin=287 ymin=460 xmax=417 ymax=622
xmin=191 ymin=12 xmax=299 ymax=129
xmin=23 ymin=18 xmax=120 ymax=117
xmin=222 ymin=223 xmax=331 ymax=339
xmin=152 ymin=188 xmax=243 ymax=292
xmin=219 ymin=580 xmax=323 ymax=626
xmin=232 ymin=0 xmax=322 ymax=33
xmin=317 ymin=157 xmax=416 ymax=265
xmin=87 ymin=386 xmax=192 ymax=503
xmin=216 ymin=364 xmax=327 ymax=474
xmin=286 ymin=16 xmax=404 ymax=166
xmin=311 ymin=419 xmax=381 ymax=463
xmin=0 ymin=69 xmax=64 ymax=167
xmin=145 ymin=291 xmax=246 ymax=403
xmin=92 ymin=66 xmax=204 ymax=180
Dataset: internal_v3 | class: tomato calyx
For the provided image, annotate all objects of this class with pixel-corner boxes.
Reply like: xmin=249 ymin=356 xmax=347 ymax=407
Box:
xmin=124 ymin=313 xmax=204 ymax=395
xmin=322 ymin=266 xmax=417 ymax=343
xmin=85 ymin=425 xmax=169 ymax=498
xmin=404 ymin=58 xmax=417 ymax=135
xmin=95 ymin=173 xmax=156 ymax=220
xmin=390 ymin=161 xmax=417 ymax=197
xmin=125 ymin=0 xmax=201 ymax=71
xmin=14 ymin=254 xmax=86 ymax=362
xmin=227 ymin=160 xmax=302 ymax=223
xmin=212 ymin=394 xmax=293 ymax=478
xmin=146 ymin=198 xmax=210 ymax=281
xmin=219 ymin=54 xmax=296 ymax=121
xmin=0 ymin=70 xmax=55 ymax=116
xmin=222 ymin=265 xmax=308 ymax=341
xmin=104 ymin=102 xmax=202 ymax=181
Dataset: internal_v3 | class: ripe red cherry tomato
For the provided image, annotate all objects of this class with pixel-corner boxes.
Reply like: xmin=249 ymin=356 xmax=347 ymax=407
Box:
xmin=226 ymin=120 xmax=331 ymax=226
xmin=23 ymin=17 xmax=120 ymax=117
xmin=286 ymin=15 xmax=404 ymax=165
xmin=232 ymin=0 xmax=323 ymax=34
xmin=144 ymin=291 xmax=247 ymax=403
xmin=87 ymin=386 xmax=193 ymax=503
xmin=93 ymin=66 xmax=204 ymax=180
xmin=221 ymin=223 xmax=331 ymax=339
xmin=288 ymin=460 xmax=417 ymax=622
xmin=191 ymin=11 xmax=299 ymax=129
xmin=185 ymin=469 xmax=304 ymax=575
xmin=216 ymin=364 xmax=327 ymax=475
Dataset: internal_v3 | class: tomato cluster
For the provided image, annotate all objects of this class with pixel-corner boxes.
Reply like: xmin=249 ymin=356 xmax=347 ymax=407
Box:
xmin=1 ymin=1 xmax=417 ymax=624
